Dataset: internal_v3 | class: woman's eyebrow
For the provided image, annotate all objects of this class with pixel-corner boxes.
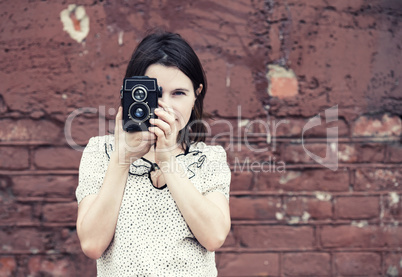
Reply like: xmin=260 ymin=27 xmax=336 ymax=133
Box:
xmin=172 ymin=88 xmax=190 ymax=92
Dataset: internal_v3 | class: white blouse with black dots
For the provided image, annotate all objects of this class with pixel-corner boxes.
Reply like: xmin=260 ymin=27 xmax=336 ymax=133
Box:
xmin=76 ymin=135 xmax=231 ymax=277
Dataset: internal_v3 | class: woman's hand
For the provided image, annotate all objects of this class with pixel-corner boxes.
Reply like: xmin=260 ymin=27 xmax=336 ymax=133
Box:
xmin=148 ymin=100 xmax=181 ymax=165
xmin=113 ymin=106 xmax=156 ymax=166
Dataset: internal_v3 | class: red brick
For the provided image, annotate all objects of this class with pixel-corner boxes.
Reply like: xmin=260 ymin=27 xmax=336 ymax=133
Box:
xmin=0 ymin=147 xmax=29 ymax=170
xmin=201 ymin=57 xmax=263 ymax=118
xmin=230 ymin=171 xmax=253 ymax=191
xmin=228 ymin=144 xmax=281 ymax=169
xmin=306 ymin=198 xmax=333 ymax=220
xmin=0 ymin=202 xmax=35 ymax=226
xmin=34 ymin=147 xmax=82 ymax=169
xmin=268 ymin=117 xmax=305 ymax=138
xmin=267 ymin=65 xmax=299 ymax=98
xmin=179 ymin=0 xmax=254 ymax=50
xmin=0 ymin=257 xmax=16 ymax=276
xmin=29 ymin=228 xmax=82 ymax=255
xmin=334 ymin=196 xmax=379 ymax=219
xmin=234 ymin=226 xmax=315 ymax=250
xmin=382 ymin=192 xmax=402 ymax=220
xmin=284 ymin=196 xmax=305 ymax=217
xmin=282 ymin=196 xmax=333 ymax=220
xmin=217 ymin=253 xmax=279 ymax=277
xmin=386 ymin=143 xmax=402 ymax=163
xmin=0 ymin=119 xmax=60 ymax=142
xmin=321 ymin=225 xmax=402 ymax=249
xmin=42 ymin=202 xmax=77 ymax=223
xmin=357 ymin=143 xmax=386 ymax=162
xmin=236 ymin=116 xmax=277 ymax=139
xmin=304 ymin=143 xmax=386 ymax=163
xmin=268 ymin=1 xmax=290 ymax=22
xmin=311 ymin=0 xmax=367 ymax=10
xmin=321 ymin=225 xmax=383 ymax=249
xmin=230 ymin=196 xmax=280 ymax=220
xmin=352 ymin=114 xmax=402 ymax=137
xmin=67 ymin=113 xmax=111 ymax=146
xmin=28 ymin=256 xmax=76 ymax=277
xmin=71 ymin=252 xmax=96 ymax=275
xmin=282 ymin=143 xmax=327 ymax=164
xmin=0 ymin=227 xmax=86 ymax=255
xmin=256 ymin=169 xmax=349 ymax=192
xmin=273 ymin=117 xmax=349 ymax=138
xmin=60 ymin=229 xmax=82 ymax=254
xmin=268 ymin=23 xmax=282 ymax=61
xmin=355 ymin=168 xmax=402 ymax=191
xmin=0 ymin=176 xmax=10 ymax=190
xmin=232 ymin=159 xmax=285 ymax=176
xmin=383 ymin=253 xmax=402 ymax=277
xmin=338 ymin=144 xmax=358 ymax=163
xmin=311 ymin=119 xmax=349 ymax=138
xmin=383 ymin=226 xmax=402 ymax=247
xmin=0 ymin=229 xmax=46 ymax=253
xmin=12 ymin=175 xmax=77 ymax=199
xmin=288 ymin=24 xmax=395 ymax=120
xmin=2 ymin=40 xmax=120 ymax=120
xmin=334 ymin=252 xmax=381 ymax=275
xmin=282 ymin=252 xmax=331 ymax=276
xmin=207 ymin=118 xmax=242 ymax=140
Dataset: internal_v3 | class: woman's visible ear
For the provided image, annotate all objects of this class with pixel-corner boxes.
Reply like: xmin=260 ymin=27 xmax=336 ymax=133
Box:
xmin=195 ymin=84 xmax=203 ymax=97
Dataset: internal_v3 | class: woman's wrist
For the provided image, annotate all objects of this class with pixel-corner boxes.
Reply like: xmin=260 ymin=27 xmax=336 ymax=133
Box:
xmin=110 ymin=151 xmax=136 ymax=170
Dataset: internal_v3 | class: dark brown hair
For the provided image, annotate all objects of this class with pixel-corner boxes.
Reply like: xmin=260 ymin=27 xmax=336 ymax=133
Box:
xmin=124 ymin=31 xmax=208 ymax=149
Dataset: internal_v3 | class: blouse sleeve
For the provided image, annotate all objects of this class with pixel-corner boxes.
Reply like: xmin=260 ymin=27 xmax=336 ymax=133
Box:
xmin=75 ymin=136 xmax=109 ymax=204
xmin=200 ymin=145 xmax=231 ymax=201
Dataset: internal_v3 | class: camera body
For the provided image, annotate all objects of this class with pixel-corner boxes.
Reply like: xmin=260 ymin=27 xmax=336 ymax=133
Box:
xmin=120 ymin=76 xmax=162 ymax=132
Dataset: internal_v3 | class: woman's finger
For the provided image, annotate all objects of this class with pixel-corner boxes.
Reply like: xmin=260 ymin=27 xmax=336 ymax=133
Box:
xmin=150 ymin=118 xmax=172 ymax=136
xmin=158 ymin=100 xmax=176 ymax=116
xmin=114 ymin=106 xmax=123 ymax=134
xmin=154 ymin=108 xmax=176 ymax=128
xmin=157 ymin=100 xmax=168 ymax=109
xmin=154 ymin=108 xmax=177 ymax=137
xmin=148 ymin=126 xmax=165 ymax=139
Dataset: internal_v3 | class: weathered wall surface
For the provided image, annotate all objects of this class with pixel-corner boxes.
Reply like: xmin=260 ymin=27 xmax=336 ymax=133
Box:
xmin=1 ymin=0 xmax=401 ymax=276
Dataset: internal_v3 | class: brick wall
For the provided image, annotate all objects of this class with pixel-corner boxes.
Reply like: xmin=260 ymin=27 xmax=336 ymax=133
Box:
xmin=1 ymin=0 xmax=401 ymax=276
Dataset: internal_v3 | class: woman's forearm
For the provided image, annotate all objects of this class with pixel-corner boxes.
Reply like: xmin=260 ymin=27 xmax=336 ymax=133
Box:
xmin=162 ymin=157 xmax=231 ymax=251
xmin=76 ymin=153 xmax=130 ymax=259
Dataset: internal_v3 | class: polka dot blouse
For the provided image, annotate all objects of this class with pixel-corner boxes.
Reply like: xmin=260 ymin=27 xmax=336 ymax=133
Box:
xmin=76 ymin=135 xmax=231 ymax=277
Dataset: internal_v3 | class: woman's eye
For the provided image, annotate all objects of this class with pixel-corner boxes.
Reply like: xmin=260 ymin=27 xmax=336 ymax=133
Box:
xmin=172 ymin=91 xmax=185 ymax=96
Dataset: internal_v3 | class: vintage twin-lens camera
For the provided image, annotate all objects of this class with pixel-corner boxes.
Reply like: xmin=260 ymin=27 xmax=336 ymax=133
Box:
xmin=120 ymin=76 xmax=162 ymax=132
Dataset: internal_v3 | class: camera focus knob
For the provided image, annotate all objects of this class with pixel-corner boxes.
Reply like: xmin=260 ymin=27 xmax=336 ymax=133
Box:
xmin=158 ymin=86 xmax=163 ymax=98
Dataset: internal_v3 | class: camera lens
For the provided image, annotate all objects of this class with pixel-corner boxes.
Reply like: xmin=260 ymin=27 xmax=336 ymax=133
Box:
xmin=133 ymin=87 xmax=147 ymax=101
xmin=128 ymin=102 xmax=150 ymax=123
xmin=134 ymin=107 xmax=145 ymax=118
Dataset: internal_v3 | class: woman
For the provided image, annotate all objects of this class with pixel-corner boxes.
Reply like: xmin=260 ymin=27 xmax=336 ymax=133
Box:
xmin=75 ymin=31 xmax=231 ymax=276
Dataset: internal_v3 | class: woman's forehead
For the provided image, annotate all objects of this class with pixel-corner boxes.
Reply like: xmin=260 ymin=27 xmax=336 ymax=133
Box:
xmin=145 ymin=64 xmax=193 ymax=91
